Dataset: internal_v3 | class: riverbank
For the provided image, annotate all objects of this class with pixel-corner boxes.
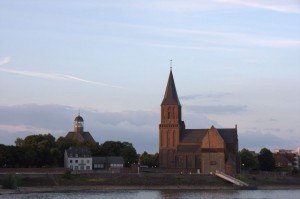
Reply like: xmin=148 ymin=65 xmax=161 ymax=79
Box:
xmin=1 ymin=173 xmax=300 ymax=195
xmin=1 ymin=184 xmax=300 ymax=195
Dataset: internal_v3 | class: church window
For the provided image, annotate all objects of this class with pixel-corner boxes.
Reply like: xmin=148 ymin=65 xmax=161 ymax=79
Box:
xmin=172 ymin=107 xmax=175 ymax=119
xmin=187 ymin=156 xmax=193 ymax=168
xmin=176 ymin=156 xmax=184 ymax=168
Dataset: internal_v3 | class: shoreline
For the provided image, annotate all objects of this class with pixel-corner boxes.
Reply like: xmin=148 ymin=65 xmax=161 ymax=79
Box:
xmin=1 ymin=185 xmax=300 ymax=195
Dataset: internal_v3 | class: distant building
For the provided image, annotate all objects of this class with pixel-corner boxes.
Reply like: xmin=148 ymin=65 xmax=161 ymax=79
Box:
xmin=66 ymin=114 xmax=96 ymax=143
xmin=273 ymin=149 xmax=299 ymax=171
xmin=159 ymin=69 xmax=239 ymax=175
xmin=64 ymin=147 xmax=124 ymax=172
xmin=64 ymin=147 xmax=92 ymax=171
xmin=93 ymin=156 xmax=124 ymax=170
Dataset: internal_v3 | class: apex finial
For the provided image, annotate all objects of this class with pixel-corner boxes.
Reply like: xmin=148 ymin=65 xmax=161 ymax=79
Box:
xmin=170 ymin=59 xmax=172 ymax=71
xmin=78 ymin=109 xmax=80 ymax=116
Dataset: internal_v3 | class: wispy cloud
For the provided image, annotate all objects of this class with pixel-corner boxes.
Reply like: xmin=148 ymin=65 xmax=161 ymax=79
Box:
xmin=113 ymin=23 xmax=300 ymax=48
xmin=186 ymin=105 xmax=247 ymax=114
xmin=0 ymin=67 xmax=122 ymax=88
xmin=0 ymin=57 xmax=10 ymax=65
xmin=216 ymin=0 xmax=300 ymax=14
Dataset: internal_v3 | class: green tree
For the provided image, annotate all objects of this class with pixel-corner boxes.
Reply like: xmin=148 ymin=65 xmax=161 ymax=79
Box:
xmin=95 ymin=141 xmax=138 ymax=167
xmin=139 ymin=151 xmax=159 ymax=168
xmin=239 ymin=148 xmax=258 ymax=170
xmin=258 ymin=148 xmax=275 ymax=171
xmin=15 ymin=138 xmax=24 ymax=147
xmin=56 ymin=136 xmax=80 ymax=166
xmin=121 ymin=142 xmax=138 ymax=167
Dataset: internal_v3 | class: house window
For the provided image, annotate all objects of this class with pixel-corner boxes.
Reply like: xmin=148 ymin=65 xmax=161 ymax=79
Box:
xmin=86 ymin=166 xmax=90 ymax=170
xmin=75 ymin=160 xmax=78 ymax=163
xmin=70 ymin=160 xmax=73 ymax=163
xmin=75 ymin=154 xmax=78 ymax=157
xmin=80 ymin=165 xmax=84 ymax=170
xmin=81 ymin=160 xmax=84 ymax=164
xmin=87 ymin=160 xmax=90 ymax=163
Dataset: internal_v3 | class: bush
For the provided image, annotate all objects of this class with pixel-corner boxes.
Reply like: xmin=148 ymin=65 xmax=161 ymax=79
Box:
xmin=1 ymin=174 xmax=21 ymax=189
xmin=63 ymin=170 xmax=72 ymax=179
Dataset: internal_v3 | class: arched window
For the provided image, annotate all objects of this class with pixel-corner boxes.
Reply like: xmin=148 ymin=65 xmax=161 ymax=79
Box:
xmin=168 ymin=107 xmax=171 ymax=119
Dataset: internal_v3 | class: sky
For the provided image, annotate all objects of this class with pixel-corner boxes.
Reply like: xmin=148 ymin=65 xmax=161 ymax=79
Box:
xmin=0 ymin=0 xmax=299 ymax=153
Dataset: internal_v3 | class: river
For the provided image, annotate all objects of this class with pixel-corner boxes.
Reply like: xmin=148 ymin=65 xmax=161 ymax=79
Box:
xmin=1 ymin=190 xmax=300 ymax=199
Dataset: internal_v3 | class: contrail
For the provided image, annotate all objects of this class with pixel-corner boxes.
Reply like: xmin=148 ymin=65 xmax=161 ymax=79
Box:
xmin=0 ymin=59 xmax=122 ymax=88
xmin=0 ymin=57 xmax=10 ymax=65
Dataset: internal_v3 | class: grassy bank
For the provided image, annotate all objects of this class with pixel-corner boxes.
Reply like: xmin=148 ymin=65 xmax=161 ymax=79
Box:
xmin=1 ymin=172 xmax=300 ymax=194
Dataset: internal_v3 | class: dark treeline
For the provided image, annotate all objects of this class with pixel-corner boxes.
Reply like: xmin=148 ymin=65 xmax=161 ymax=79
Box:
xmin=0 ymin=134 xmax=138 ymax=168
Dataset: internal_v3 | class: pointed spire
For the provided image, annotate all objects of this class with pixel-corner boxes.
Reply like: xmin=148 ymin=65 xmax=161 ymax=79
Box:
xmin=161 ymin=69 xmax=181 ymax=105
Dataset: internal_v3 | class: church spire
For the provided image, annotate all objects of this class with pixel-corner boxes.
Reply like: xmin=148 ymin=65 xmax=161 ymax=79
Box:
xmin=161 ymin=69 xmax=181 ymax=105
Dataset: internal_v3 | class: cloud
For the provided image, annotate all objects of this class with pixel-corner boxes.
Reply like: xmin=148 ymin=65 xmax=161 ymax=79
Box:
xmin=0 ymin=67 xmax=122 ymax=88
xmin=239 ymin=130 xmax=299 ymax=152
xmin=186 ymin=105 xmax=247 ymax=114
xmin=181 ymin=92 xmax=231 ymax=101
xmin=0 ymin=104 xmax=218 ymax=153
xmin=216 ymin=0 xmax=300 ymax=14
xmin=116 ymin=23 xmax=300 ymax=48
xmin=0 ymin=57 xmax=10 ymax=65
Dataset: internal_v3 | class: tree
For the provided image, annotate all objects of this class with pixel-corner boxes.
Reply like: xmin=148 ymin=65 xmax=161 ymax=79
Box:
xmin=15 ymin=138 xmax=24 ymax=147
xmin=239 ymin=148 xmax=258 ymax=170
xmin=139 ymin=151 xmax=159 ymax=168
xmin=258 ymin=148 xmax=275 ymax=171
xmin=95 ymin=141 xmax=138 ymax=167
xmin=121 ymin=142 xmax=138 ymax=167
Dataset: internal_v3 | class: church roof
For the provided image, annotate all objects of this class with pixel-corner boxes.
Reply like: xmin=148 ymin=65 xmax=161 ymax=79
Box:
xmin=66 ymin=131 xmax=95 ymax=143
xmin=180 ymin=128 xmax=237 ymax=148
xmin=161 ymin=70 xmax=181 ymax=106
xmin=74 ymin=115 xmax=84 ymax=122
xmin=181 ymin=129 xmax=207 ymax=143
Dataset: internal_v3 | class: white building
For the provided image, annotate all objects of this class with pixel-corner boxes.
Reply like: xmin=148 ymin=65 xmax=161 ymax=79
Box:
xmin=64 ymin=147 xmax=92 ymax=171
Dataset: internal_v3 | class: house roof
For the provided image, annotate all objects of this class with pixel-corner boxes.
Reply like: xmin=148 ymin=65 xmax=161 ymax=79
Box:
xmin=92 ymin=156 xmax=125 ymax=164
xmin=161 ymin=70 xmax=181 ymax=106
xmin=65 ymin=147 xmax=91 ymax=157
xmin=107 ymin=156 xmax=125 ymax=164
xmin=93 ymin=157 xmax=106 ymax=164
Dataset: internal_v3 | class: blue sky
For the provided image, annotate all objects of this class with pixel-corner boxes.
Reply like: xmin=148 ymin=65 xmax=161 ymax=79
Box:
xmin=0 ymin=0 xmax=299 ymax=153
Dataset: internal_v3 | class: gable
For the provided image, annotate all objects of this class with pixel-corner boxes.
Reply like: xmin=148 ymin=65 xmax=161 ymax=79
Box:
xmin=201 ymin=127 xmax=225 ymax=148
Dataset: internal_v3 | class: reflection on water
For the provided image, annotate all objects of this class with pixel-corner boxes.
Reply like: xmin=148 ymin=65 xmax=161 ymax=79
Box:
xmin=0 ymin=190 xmax=300 ymax=199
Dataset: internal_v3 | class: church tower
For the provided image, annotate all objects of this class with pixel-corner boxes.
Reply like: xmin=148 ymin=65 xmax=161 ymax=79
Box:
xmin=159 ymin=69 xmax=184 ymax=168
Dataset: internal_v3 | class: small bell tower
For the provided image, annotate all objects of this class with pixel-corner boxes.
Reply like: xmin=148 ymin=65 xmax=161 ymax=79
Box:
xmin=74 ymin=114 xmax=84 ymax=134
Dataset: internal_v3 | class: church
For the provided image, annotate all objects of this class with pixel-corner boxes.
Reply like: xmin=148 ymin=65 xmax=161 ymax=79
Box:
xmin=159 ymin=69 xmax=239 ymax=175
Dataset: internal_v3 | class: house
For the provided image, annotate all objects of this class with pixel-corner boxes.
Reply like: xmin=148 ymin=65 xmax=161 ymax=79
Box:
xmin=159 ymin=69 xmax=239 ymax=175
xmin=273 ymin=149 xmax=299 ymax=171
xmin=64 ymin=147 xmax=92 ymax=171
xmin=93 ymin=156 xmax=124 ymax=170
xmin=66 ymin=114 xmax=96 ymax=143
xmin=64 ymin=147 xmax=124 ymax=172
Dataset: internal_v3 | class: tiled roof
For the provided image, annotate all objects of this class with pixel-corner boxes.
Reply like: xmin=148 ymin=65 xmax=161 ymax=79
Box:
xmin=66 ymin=147 xmax=91 ymax=157
xmin=66 ymin=131 xmax=95 ymax=143
xmin=93 ymin=156 xmax=124 ymax=164
xmin=181 ymin=129 xmax=207 ymax=143
xmin=177 ymin=145 xmax=200 ymax=153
